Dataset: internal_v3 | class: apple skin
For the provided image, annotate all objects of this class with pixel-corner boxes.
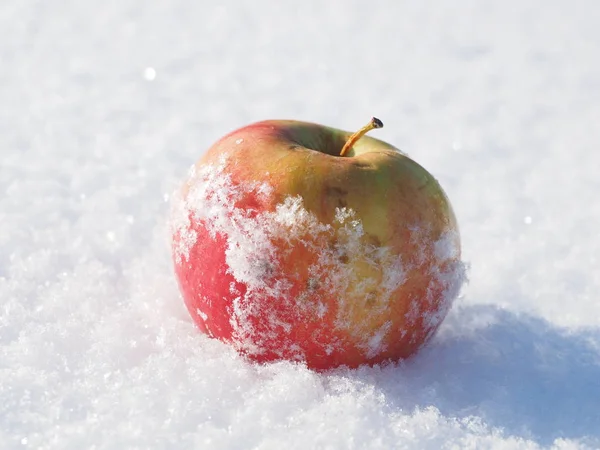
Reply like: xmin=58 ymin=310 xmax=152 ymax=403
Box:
xmin=170 ymin=120 xmax=465 ymax=370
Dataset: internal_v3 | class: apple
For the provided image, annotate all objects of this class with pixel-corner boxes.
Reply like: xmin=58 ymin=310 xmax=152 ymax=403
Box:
xmin=170 ymin=118 xmax=465 ymax=370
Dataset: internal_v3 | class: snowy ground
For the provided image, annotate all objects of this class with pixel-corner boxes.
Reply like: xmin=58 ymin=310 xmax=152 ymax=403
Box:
xmin=2 ymin=0 xmax=600 ymax=448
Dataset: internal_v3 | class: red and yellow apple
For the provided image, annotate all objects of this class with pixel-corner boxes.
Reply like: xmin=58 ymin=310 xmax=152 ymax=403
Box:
xmin=170 ymin=118 xmax=465 ymax=370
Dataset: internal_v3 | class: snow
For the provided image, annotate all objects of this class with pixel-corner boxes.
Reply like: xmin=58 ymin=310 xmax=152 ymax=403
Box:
xmin=1 ymin=0 xmax=600 ymax=448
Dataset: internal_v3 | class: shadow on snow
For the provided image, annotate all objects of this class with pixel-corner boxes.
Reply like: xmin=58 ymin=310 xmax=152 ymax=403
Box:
xmin=340 ymin=304 xmax=600 ymax=445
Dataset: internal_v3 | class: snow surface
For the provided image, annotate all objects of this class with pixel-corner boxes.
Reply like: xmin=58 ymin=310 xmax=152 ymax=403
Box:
xmin=2 ymin=0 xmax=600 ymax=448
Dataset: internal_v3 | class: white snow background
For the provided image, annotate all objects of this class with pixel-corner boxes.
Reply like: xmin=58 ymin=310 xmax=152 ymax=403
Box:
xmin=2 ymin=1 xmax=600 ymax=449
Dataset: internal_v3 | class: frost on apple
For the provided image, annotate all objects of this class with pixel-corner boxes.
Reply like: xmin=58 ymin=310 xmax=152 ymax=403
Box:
xmin=170 ymin=156 xmax=467 ymax=367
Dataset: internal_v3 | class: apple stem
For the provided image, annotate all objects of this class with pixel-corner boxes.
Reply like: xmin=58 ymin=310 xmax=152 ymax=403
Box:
xmin=339 ymin=117 xmax=384 ymax=157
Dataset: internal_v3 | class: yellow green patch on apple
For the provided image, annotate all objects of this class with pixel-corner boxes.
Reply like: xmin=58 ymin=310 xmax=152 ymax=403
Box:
xmin=170 ymin=117 xmax=466 ymax=370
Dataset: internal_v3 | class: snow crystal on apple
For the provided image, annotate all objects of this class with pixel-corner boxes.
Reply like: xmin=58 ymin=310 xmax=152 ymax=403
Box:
xmin=196 ymin=308 xmax=208 ymax=322
xmin=171 ymin=157 xmax=467 ymax=363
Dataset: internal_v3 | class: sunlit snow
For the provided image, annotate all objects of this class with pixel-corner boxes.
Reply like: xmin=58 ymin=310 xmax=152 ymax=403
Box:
xmin=2 ymin=1 xmax=600 ymax=449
